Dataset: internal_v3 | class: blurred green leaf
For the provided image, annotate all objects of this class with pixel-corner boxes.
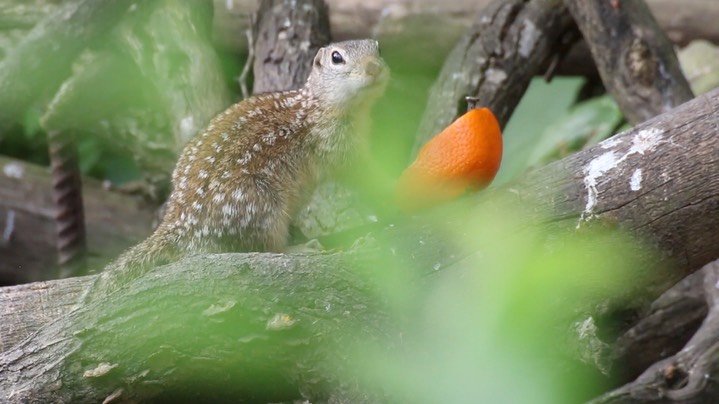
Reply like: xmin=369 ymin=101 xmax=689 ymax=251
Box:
xmin=347 ymin=194 xmax=653 ymax=403
xmin=527 ymin=95 xmax=622 ymax=168
xmin=678 ymin=39 xmax=719 ymax=95
xmin=22 ymin=108 xmax=42 ymax=140
xmin=76 ymin=134 xmax=101 ymax=174
xmin=494 ymin=77 xmax=585 ymax=185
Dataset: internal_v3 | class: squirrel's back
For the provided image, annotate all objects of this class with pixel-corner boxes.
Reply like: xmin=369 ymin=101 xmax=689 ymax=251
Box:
xmin=88 ymin=40 xmax=388 ymax=300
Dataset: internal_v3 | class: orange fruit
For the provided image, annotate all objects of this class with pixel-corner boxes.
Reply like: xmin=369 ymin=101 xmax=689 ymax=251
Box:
xmin=395 ymin=107 xmax=503 ymax=213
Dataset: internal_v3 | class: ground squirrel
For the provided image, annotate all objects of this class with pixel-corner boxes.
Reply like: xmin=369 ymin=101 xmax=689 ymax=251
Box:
xmin=89 ymin=40 xmax=388 ymax=298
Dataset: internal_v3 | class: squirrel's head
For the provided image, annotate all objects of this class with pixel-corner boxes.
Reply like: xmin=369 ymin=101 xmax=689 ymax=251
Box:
xmin=307 ymin=39 xmax=389 ymax=109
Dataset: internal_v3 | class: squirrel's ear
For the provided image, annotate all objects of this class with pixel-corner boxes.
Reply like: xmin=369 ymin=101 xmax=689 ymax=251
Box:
xmin=313 ymin=48 xmax=324 ymax=68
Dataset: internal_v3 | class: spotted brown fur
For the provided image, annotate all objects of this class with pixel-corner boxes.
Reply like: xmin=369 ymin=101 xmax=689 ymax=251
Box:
xmin=88 ymin=40 xmax=388 ymax=299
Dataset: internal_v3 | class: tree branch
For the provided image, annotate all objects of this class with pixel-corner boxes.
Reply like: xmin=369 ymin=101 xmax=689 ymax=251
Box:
xmin=2 ymin=88 xmax=718 ymax=402
xmin=591 ymin=259 xmax=719 ymax=403
xmin=213 ymin=0 xmax=719 ymax=77
xmin=410 ymin=0 xmax=574 ymax=158
xmin=565 ymin=0 xmax=694 ymax=124
xmin=251 ymin=0 xmax=331 ymax=93
xmin=0 ymin=156 xmax=154 ymax=285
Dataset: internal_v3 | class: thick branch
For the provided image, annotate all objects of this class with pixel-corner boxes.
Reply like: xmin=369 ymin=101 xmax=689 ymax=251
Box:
xmin=592 ymin=259 xmax=719 ymax=403
xmin=0 ymin=156 xmax=154 ymax=285
xmin=213 ymin=0 xmax=719 ymax=78
xmin=2 ymin=87 xmax=718 ymax=382
xmin=508 ymin=87 xmax=719 ymax=278
xmin=0 ymin=252 xmax=393 ymax=403
xmin=251 ymin=0 xmax=331 ymax=93
xmin=411 ymin=0 xmax=574 ymax=158
xmin=565 ymin=0 xmax=694 ymax=124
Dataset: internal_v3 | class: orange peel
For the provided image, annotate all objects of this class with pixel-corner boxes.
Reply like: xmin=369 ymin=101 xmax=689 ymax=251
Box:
xmin=396 ymin=107 xmax=503 ymax=213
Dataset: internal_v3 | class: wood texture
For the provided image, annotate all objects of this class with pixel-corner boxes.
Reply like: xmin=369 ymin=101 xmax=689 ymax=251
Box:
xmin=565 ymin=0 xmax=694 ymax=124
xmin=411 ymin=0 xmax=574 ymax=158
xmin=2 ymin=88 xmax=718 ymax=401
xmin=213 ymin=0 xmax=719 ymax=52
xmin=213 ymin=0 xmax=719 ymax=78
xmin=592 ymin=259 xmax=719 ymax=403
xmin=0 ymin=156 xmax=154 ymax=285
xmin=252 ymin=0 xmax=331 ymax=93
xmin=0 ymin=252 xmax=392 ymax=403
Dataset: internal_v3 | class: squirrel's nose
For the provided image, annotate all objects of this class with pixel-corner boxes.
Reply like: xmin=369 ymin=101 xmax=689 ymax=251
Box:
xmin=365 ymin=59 xmax=384 ymax=77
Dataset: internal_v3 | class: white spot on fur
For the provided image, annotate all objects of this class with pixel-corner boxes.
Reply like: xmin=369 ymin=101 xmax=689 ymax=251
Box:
xmin=232 ymin=188 xmax=245 ymax=201
xmin=199 ymin=170 xmax=208 ymax=179
xmin=630 ymin=169 xmax=643 ymax=191
xmin=262 ymin=133 xmax=276 ymax=145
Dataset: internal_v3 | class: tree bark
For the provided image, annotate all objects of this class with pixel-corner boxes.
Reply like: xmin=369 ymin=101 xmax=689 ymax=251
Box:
xmin=565 ymin=0 xmax=694 ymax=124
xmin=410 ymin=0 xmax=575 ymax=158
xmin=213 ymin=0 xmax=719 ymax=77
xmin=2 ymin=87 xmax=718 ymax=401
xmin=251 ymin=0 xmax=331 ymax=93
xmin=591 ymin=259 xmax=719 ymax=403
xmin=214 ymin=0 xmax=719 ymax=50
xmin=0 ymin=252 xmax=394 ymax=403
xmin=0 ymin=156 xmax=154 ymax=285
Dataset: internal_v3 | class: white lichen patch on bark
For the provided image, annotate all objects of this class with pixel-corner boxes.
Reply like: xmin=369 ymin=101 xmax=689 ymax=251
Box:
xmin=485 ymin=68 xmax=507 ymax=85
xmin=581 ymin=151 xmax=619 ymax=226
xmin=579 ymin=128 xmax=665 ymax=227
xmin=266 ymin=313 xmax=297 ymax=330
xmin=102 ymin=388 xmax=123 ymax=404
xmin=202 ymin=300 xmax=237 ymax=316
xmin=630 ymin=169 xmax=643 ymax=191
xmin=83 ymin=362 xmax=117 ymax=378
xmin=519 ymin=20 xmax=539 ymax=58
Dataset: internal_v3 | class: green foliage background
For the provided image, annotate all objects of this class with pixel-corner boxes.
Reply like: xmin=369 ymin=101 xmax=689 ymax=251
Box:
xmin=1 ymin=3 xmax=718 ymax=402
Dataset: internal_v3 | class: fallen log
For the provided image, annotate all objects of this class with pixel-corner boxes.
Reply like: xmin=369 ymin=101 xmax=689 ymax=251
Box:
xmin=0 ymin=156 xmax=154 ymax=285
xmin=1 ymin=86 xmax=718 ymax=401
xmin=592 ymin=259 xmax=719 ymax=403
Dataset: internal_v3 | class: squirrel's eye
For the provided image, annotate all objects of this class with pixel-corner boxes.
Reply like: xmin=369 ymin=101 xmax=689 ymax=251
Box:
xmin=331 ymin=51 xmax=345 ymax=65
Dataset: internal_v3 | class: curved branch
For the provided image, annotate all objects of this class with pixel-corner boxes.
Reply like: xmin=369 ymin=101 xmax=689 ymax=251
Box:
xmin=591 ymin=260 xmax=719 ymax=403
xmin=411 ymin=0 xmax=575 ymax=158
xmin=2 ymin=89 xmax=719 ymax=389
xmin=564 ymin=0 xmax=694 ymax=124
